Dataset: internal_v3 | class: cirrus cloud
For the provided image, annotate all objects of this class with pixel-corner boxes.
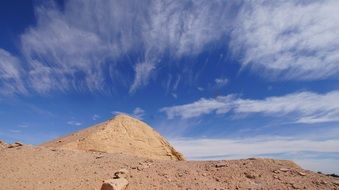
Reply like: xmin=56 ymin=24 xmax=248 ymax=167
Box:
xmin=231 ymin=0 xmax=339 ymax=80
xmin=161 ymin=90 xmax=339 ymax=124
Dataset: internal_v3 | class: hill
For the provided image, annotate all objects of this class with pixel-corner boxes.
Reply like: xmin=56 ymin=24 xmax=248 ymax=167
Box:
xmin=42 ymin=114 xmax=184 ymax=161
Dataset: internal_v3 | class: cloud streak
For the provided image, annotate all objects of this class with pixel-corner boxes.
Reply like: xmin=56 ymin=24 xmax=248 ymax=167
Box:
xmin=171 ymin=137 xmax=339 ymax=173
xmin=231 ymin=0 xmax=339 ymax=80
xmin=1 ymin=0 xmax=338 ymax=95
xmin=161 ymin=90 xmax=339 ymax=124
xmin=14 ymin=0 xmax=235 ymax=95
xmin=0 ymin=49 xmax=27 ymax=95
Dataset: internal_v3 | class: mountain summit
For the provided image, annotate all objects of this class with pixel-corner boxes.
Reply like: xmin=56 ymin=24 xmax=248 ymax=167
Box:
xmin=42 ymin=114 xmax=185 ymax=160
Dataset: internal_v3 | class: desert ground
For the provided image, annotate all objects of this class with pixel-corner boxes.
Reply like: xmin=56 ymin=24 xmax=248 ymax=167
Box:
xmin=0 ymin=115 xmax=338 ymax=190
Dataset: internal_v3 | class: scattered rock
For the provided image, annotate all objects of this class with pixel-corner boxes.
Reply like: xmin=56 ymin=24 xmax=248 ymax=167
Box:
xmin=291 ymin=183 xmax=300 ymax=189
xmin=96 ymin=155 xmax=104 ymax=159
xmin=7 ymin=142 xmax=23 ymax=148
xmin=215 ymin=163 xmax=227 ymax=168
xmin=244 ymin=172 xmax=256 ymax=179
xmin=101 ymin=178 xmax=128 ymax=190
xmin=297 ymin=171 xmax=306 ymax=176
xmin=279 ymin=168 xmax=290 ymax=172
xmin=333 ymin=180 xmax=339 ymax=186
xmin=247 ymin=158 xmax=257 ymax=160
xmin=114 ymin=169 xmax=129 ymax=179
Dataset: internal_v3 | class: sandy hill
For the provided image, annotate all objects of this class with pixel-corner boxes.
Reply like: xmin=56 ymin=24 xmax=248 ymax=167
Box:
xmin=0 ymin=144 xmax=338 ymax=189
xmin=42 ymin=114 xmax=184 ymax=161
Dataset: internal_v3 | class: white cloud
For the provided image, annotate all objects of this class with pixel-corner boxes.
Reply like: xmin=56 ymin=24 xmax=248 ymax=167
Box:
xmin=9 ymin=129 xmax=21 ymax=134
xmin=161 ymin=90 xmax=339 ymax=124
xmin=172 ymin=137 xmax=339 ymax=159
xmin=170 ymin=137 xmax=339 ymax=173
xmin=197 ymin=87 xmax=204 ymax=91
xmin=214 ymin=77 xmax=228 ymax=87
xmin=160 ymin=95 xmax=234 ymax=119
xmin=2 ymin=0 xmax=339 ymax=95
xmin=92 ymin=114 xmax=100 ymax=121
xmin=129 ymin=62 xmax=155 ymax=93
xmin=132 ymin=107 xmax=145 ymax=120
xmin=0 ymin=49 xmax=27 ymax=95
xmin=18 ymin=123 xmax=29 ymax=128
xmin=231 ymin=0 xmax=339 ymax=80
xmin=13 ymin=0 xmax=235 ymax=95
xmin=67 ymin=121 xmax=82 ymax=126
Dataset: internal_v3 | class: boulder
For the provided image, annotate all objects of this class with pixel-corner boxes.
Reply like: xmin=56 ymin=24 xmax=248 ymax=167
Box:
xmin=7 ymin=142 xmax=23 ymax=148
xmin=100 ymin=178 xmax=128 ymax=190
xmin=114 ymin=169 xmax=129 ymax=179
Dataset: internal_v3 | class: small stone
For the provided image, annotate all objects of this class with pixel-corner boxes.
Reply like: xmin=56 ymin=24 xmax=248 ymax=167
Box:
xmin=101 ymin=178 xmax=128 ymax=190
xmin=215 ymin=163 xmax=227 ymax=168
xmin=96 ymin=155 xmax=104 ymax=159
xmin=320 ymin=180 xmax=328 ymax=185
xmin=279 ymin=168 xmax=290 ymax=172
xmin=178 ymin=173 xmax=183 ymax=177
xmin=291 ymin=183 xmax=299 ymax=189
xmin=244 ymin=172 xmax=256 ymax=179
xmin=297 ymin=171 xmax=306 ymax=176
xmin=247 ymin=158 xmax=257 ymax=160
xmin=7 ymin=142 xmax=23 ymax=148
xmin=202 ymin=173 xmax=207 ymax=177
xmin=114 ymin=169 xmax=129 ymax=179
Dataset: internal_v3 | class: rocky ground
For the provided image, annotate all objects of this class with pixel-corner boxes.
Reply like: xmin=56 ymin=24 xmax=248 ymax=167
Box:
xmin=1 ymin=142 xmax=338 ymax=190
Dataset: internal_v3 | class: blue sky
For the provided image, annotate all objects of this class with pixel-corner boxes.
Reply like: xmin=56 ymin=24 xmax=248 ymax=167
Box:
xmin=1 ymin=0 xmax=339 ymax=173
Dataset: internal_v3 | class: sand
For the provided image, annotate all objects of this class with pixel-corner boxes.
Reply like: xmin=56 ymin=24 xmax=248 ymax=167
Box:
xmin=42 ymin=114 xmax=184 ymax=161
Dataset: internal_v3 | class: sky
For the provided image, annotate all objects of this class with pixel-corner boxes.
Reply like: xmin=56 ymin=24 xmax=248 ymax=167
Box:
xmin=0 ymin=0 xmax=339 ymax=173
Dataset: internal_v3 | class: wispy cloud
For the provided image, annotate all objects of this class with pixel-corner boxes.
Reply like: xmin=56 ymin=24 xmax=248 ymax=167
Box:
xmin=1 ymin=0 xmax=338 ymax=95
xmin=92 ymin=114 xmax=100 ymax=121
xmin=214 ymin=77 xmax=228 ymax=88
xmin=9 ymin=129 xmax=21 ymax=134
xmin=0 ymin=49 xmax=27 ymax=95
xmin=132 ymin=107 xmax=145 ymax=120
xmin=161 ymin=95 xmax=234 ymax=119
xmin=171 ymin=137 xmax=339 ymax=159
xmin=67 ymin=120 xmax=82 ymax=126
xmin=231 ymin=0 xmax=339 ymax=80
xmin=161 ymin=90 xmax=339 ymax=124
xmin=129 ymin=62 xmax=155 ymax=93
xmin=171 ymin=137 xmax=339 ymax=173
xmin=14 ymin=0 xmax=235 ymax=95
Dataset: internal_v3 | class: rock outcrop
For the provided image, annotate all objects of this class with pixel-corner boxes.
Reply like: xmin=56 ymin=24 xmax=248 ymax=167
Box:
xmin=42 ymin=114 xmax=185 ymax=160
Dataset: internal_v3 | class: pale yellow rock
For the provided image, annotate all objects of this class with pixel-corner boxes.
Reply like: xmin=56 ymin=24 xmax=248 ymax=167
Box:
xmin=101 ymin=178 xmax=128 ymax=190
xmin=42 ymin=114 xmax=185 ymax=160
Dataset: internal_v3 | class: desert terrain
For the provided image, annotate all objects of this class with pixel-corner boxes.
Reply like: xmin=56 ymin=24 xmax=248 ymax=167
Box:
xmin=0 ymin=115 xmax=338 ymax=190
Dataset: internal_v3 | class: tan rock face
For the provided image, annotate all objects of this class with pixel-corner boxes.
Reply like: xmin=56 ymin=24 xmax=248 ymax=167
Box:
xmin=101 ymin=178 xmax=128 ymax=190
xmin=41 ymin=114 xmax=185 ymax=160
